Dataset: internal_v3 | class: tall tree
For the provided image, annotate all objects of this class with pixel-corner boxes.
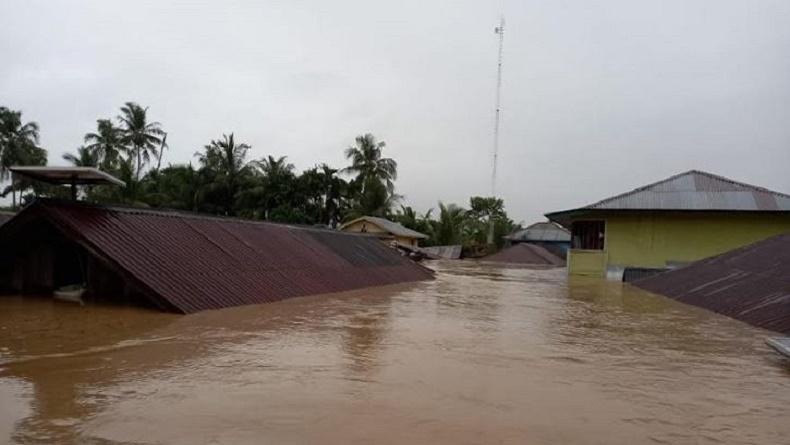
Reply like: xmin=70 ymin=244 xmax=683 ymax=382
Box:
xmin=84 ymin=119 xmax=123 ymax=170
xmin=343 ymin=133 xmax=397 ymax=193
xmin=195 ymin=133 xmax=252 ymax=215
xmin=0 ymin=106 xmax=47 ymax=182
xmin=117 ymin=102 xmax=164 ymax=181
xmin=433 ymin=202 xmax=467 ymax=246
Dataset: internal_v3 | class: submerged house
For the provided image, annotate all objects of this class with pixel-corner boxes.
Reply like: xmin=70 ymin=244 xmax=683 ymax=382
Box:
xmin=0 ymin=200 xmax=433 ymax=313
xmin=339 ymin=216 xmax=428 ymax=248
xmin=504 ymin=221 xmax=571 ymax=259
xmin=546 ymin=170 xmax=790 ymax=280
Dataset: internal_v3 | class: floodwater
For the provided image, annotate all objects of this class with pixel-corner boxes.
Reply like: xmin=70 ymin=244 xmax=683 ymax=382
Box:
xmin=1 ymin=261 xmax=789 ymax=445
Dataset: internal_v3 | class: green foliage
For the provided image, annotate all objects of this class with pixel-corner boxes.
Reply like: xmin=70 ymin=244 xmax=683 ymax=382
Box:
xmin=2 ymin=104 xmax=521 ymax=253
xmin=343 ymin=133 xmax=399 ymax=217
xmin=0 ymin=107 xmax=47 ymax=198
xmin=117 ymin=102 xmax=165 ymax=181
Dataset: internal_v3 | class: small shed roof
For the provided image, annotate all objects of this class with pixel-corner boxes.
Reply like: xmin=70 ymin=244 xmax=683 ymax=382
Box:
xmin=340 ymin=216 xmax=428 ymax=239
xmin=505 ymin=222 xmax=570 ymax=242
xmin=10 ymin=166 xmax=126 ymax=186
xmin=547 ymin=170 xmax=790 ymax=223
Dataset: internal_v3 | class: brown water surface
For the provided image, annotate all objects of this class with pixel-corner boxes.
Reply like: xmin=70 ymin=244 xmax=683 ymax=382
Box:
xmin=1 ymin=261 xmax=789 ymax=444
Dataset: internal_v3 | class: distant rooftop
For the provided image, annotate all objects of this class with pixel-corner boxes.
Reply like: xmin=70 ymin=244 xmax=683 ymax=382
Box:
xmin=10 ymin=166 xmax=126 ymax=187
xmin=340 ymin=216 xmax=428 ymax=239
xmin=505 ymin=222 xmax=570 ymax=242
xmin=547 ymin=170 xmax=790 ymax=222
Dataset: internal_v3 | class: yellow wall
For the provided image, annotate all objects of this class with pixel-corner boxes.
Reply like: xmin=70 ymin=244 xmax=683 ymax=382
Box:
xmin=603 ymin=212 xmax=790 ymax=269
xmin=341 ymin=220 xmax=419 ymax=247
xmin=567 ymin=250 xmax=607 ymax=277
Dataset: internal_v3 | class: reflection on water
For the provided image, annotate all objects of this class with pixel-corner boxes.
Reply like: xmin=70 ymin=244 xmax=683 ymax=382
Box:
xmin=1 ymin=261 xmax=788 ymax=444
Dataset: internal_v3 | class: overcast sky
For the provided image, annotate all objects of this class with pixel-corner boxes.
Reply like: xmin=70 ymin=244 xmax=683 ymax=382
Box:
xmin=2 ymin=0 xmax=789 ymax=223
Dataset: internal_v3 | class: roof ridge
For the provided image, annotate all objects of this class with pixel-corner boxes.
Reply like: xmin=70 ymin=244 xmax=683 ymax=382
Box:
xmin=588 ymin=169 xmax=790 ymax=208
xmin=35 ymin=199 xmax=340 ymax=233
xmin=689 ymin=169 xmax=790 ymax=199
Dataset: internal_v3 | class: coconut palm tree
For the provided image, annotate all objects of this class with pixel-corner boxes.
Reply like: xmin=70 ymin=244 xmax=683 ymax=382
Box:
xmin=433 ymin=202 xmax=467 ymax=246
xmin=117 ymin=102 xmax=164 ymax=181
xmin=84 ymin=119 xmax=123 ymax=170
xmin=343 ymin=133 xmax=397 ymax=194
xmin=0 ymin=106 xmax=46 ymax=182
xmin=196 ymin=133 xmax=252 ymax=215
xmin=62 ymin=146 xmax=99 ymax=167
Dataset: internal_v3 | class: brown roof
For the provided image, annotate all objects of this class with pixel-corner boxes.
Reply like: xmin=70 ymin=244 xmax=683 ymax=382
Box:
xmin=634 ymin=234 xmax=790 ymax=334
xmin=0 ymin=200 xmax=434 ymax=313
xmin=483 ymin=244 xmax=565 ymax=266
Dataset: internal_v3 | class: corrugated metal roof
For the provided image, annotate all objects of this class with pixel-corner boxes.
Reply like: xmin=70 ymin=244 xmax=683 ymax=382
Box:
xmin=482 ymin=244 xmax=565 ymax=266
xmin=634 ymin=234 xmax=790 ymax=334
xmin=421 ymin=245 xmax=462 ymax=260
xmin=0 ymin=200 xmax=434 ymax=313
xmin=10 ymin=166 xmax=126 ymax=186
xmin=505 ymin=222 xmax=570 ymax=242
xmin=340 ymin=216 xmax=428 ymax=239
xmin=547 ymin=170 xmax=790 ymax=219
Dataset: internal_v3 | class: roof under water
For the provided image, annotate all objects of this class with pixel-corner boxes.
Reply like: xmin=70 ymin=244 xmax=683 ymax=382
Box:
xmin=0 ymin=200 xmax=434 ymax=313
xmin=482 ymin=243 xmax=565 ymax=266
xmin=634 ymin=234 xmax=790 ymax=334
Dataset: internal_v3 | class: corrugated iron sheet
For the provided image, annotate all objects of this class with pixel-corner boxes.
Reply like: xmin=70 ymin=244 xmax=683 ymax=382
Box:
xmin=588 ymin=170 xmax=790 ymax=211
xmin=547 ymin=171 xmax=790 ymax=220
xmin=634 ymin=234 xmax=790 ymax=334
xmin=483 ymin=244 xmax=565 ymax=266
xmin=3 ymin=200 xmax=433 ymax=313
xmin=0 ymin=211 xmax=13 ymax=227
xmin=420 ymin=245 xmax=462 ymax=260
xmin=505 ymin=222 xmax=570 ymax=242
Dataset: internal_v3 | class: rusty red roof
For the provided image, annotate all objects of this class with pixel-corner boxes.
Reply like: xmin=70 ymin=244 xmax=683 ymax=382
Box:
xmin=634 ymin=234 xmax=790 ymax=334
xmin=483 ymin=244 xmax=565 ymax=266
xmin=0 ymin=200 xmax=434 ymax=313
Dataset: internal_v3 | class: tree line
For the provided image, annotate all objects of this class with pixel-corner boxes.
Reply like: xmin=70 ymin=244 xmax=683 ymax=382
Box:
xmin=0 ymin=103 xmax=519 ymax=248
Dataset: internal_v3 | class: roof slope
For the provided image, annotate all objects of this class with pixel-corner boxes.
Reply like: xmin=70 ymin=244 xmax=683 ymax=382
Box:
xmin=547 ymin=170 xmax=790 ymax=218
xmin=340 ymin=216 xmax=428 ymax=239
xmin=505 ymin=222 xmax=570 ymax=242
xmin=1 ymin=200 xmax=433 ymax=313
xmin=483 ymin=243 xmax=565 ymax=266
xmin=634 ymin=234 xmax=790 ymax=334
xmin=0 ymin=211 xmax=13 ymax=227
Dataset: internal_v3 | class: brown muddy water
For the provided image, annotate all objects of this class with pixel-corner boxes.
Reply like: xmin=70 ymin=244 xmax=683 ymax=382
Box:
xmin=1 ymin=261 xmax=789 ymax=445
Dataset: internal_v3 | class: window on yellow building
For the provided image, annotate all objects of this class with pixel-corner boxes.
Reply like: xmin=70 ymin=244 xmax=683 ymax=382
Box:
xmin=572 ymin=220 xmax=605 ymax=250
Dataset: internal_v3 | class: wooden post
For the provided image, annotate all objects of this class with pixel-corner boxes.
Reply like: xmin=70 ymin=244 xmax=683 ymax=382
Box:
xmin=71 ymin=178 xmax=77 ymax=201
xmin=11 ymin=172 xmax=16 ymax=210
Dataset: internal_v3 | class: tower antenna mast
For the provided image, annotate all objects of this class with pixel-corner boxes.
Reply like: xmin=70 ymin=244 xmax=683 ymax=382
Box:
xmin=488 ymin=16 xmax=505 ymax=245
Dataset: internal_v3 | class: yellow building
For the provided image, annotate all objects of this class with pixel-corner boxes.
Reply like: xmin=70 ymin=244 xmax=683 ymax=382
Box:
xmin=339 ymin=216 xmax=428 ymax=248
xmin=546 ymin=170 xmax=790 ymax=280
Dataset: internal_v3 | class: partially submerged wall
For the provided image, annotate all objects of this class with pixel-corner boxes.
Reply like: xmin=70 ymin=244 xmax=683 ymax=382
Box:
xmin=634 ymin=234 xmax=790 ymax=334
